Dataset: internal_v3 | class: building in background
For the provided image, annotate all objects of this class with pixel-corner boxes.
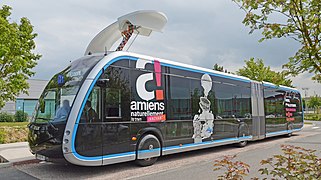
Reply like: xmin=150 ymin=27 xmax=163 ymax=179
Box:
xmin=0 ymin=79 xmax=48 ymax=116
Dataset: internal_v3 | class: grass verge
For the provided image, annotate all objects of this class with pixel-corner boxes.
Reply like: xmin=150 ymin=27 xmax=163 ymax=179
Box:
xmin=0 ymin=122 xmax=29 ymax=144
xmin=0 ymin=122 xmax=29 ymax=127
xmin=304 ymin=113 xmax=321 ymax=121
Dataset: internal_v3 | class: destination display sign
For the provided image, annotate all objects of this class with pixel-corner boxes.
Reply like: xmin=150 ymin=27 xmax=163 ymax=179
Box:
xmin=284 ymin=96 xmax=297 ymax=122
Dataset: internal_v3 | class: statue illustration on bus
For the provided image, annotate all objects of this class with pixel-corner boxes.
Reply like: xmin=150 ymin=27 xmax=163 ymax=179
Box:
xmin=192 ymin=74 xmax=215 ymax=143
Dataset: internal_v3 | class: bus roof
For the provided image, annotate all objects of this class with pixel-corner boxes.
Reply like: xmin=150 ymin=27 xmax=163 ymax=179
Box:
xmin=94 ymin=51 xmax=252 ymax=82
xmin=262 ymin=81 xmax=300 ymax=93
xmin=86 ymin=51 xmax=300 ymax=93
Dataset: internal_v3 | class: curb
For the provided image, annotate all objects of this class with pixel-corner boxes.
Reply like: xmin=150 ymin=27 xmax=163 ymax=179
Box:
xmin=13 ymin=159 xmax=41 ymax=166
xmin=0 ymin=155 xmax=10 ymax=169
xmin=0 ymin=159 xmax=40 ymax=169
xmin=0 ymin=162 xmax=12 ymax=169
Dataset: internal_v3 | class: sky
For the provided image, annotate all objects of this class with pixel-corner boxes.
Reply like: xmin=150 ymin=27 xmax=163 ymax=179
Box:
xmin=1 ymin=0 xmax=320 ymax=96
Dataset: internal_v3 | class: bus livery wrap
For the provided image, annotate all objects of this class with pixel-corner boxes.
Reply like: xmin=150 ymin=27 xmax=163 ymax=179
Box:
xmin=131 ymin=59 xmax=166 ymax=122
xmin=28 ymin=53 xmax=303 ymax=166
xmin=28 ymin=11 xmax=303 ymax=167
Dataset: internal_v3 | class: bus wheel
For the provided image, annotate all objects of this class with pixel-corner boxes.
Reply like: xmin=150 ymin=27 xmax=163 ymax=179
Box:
xmin=237 ymin=125 xmax=249 ymax=148
xmin=286 ymin=123 xmax=293 ymax=137
xmin=135 ymin=134 xmax=161 ymax=167
xmin=237 ymin=140 xmax=248 ymax=147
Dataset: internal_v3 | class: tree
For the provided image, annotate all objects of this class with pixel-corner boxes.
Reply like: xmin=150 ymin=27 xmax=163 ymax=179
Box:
xmin=213 ymin=63 xmax=234 ymax=74
xmin=213 ymin=63 xmax=224 ymax=72
xmin=236 ymin=58 xmax=293 ymax=86
xmin=0 ymin=5 xmax=41 ymax=108
xmin=233 ymin=0 xmax=321 ymax=82
xmin=308 ymin=95 xmax=321 ymax=113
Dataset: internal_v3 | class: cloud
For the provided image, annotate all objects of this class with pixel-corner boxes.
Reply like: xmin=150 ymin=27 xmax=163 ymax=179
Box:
xmin=1 ymin=0 xmax=320 ymax=95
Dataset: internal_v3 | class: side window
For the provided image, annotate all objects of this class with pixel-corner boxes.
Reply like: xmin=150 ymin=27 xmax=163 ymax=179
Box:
xmin=213 ymin=81 xmax=251 ymax=119
xmin=264 ymin=88 xmax=286 ymax=118
xmin=167 ymin=67 xmax=200 ymax=79
xmin=214 ymin=83 xmax=235 ymax=118
xmin=239 ymin=85 xmax=252 ymax=118
xmin=190 ymin=79 xmax=204 ymax=116
xmin=294 ymin=93 xmax=302 ymax=115
xmin=167 ymin=75 xmax=192 ymax=120
xmin=80 ymin=87 xmax=101 ymax=123
xmin=105 ymin=88 xmax=121 ymax=117
xmin=101 ymin=66 xmax=130 ymax=122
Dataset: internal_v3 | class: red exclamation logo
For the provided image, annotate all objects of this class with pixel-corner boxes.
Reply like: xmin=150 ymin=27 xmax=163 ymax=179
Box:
xmin=154 ymin=60 xmax=164 ymax=101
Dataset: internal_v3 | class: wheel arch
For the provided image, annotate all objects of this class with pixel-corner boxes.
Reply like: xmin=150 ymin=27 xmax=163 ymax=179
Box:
xmin=237 ymin=121 xmax=250 ymax=137
xmin=136 ymin=127 xmax=164 ymax=154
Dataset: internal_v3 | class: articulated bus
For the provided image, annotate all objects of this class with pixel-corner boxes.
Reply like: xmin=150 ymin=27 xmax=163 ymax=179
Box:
xmin=28 ymin=11 xmax=303 ymax=166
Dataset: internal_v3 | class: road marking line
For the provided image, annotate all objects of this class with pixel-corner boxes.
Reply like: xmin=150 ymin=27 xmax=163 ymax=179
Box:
xmin=312 ymin=127 xmax=320 ymax=129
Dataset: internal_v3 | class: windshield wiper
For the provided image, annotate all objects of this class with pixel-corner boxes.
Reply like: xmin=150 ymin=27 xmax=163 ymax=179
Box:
xmin=36 ymin=117 xmax=52 ymax=121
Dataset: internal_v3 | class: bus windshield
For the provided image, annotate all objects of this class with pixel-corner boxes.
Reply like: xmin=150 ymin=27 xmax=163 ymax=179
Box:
xmin=32 ymin=55 xmax=103 ymax=123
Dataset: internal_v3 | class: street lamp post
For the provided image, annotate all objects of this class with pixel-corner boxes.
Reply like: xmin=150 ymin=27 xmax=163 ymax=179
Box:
xmin=302 ymin=88 xmax=309 ymax=98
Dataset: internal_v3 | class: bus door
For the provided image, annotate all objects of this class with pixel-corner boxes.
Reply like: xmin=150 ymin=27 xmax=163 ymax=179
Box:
xmin=76 ymin=86 xmax=103 ymax=158
xmin=96 ymin=65 xmax=132 ymax=161
xmin=251 ymin=82 xmax=265 ymax=140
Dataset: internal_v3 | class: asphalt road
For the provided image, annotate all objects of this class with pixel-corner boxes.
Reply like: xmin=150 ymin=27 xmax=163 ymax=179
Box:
xmin=2 ymin=122 xmax=321 ymax=180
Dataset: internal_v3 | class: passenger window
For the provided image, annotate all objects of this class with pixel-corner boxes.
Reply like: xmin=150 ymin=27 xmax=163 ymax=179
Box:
xmin=167 ymin=75 xmax=192 ymax=120
xmin=213 ymin=82 xmax=251 ymax=119
xmin=80 ymin=87 xmax=101 ymax=123
xmin=264 ymin=88 xmax=286 ymax=118
xmin=105 ymin=88 xmax=121 ymax=117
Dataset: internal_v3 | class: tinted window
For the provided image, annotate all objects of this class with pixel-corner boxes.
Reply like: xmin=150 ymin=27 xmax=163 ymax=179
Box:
xmin=33 ymin=55 xmax=103 ymax=123
xmin=111 ymin=59 xmax=129 ymax=68
xmin=101 ymin=66 xmax=130 ymax=121
xmin=190 ymin=79 xmax=205 ymax=116
xmin=76 ymin=86 xmax=102 ymax=157
xmin=80 ymin=87 xmax=101 ymax=123
xmin=168 ymin=67 xmax=201 ymax=79
xmin=213 ymin=82 xmax=251 ymax=118
xmin=213 ymin=76 xmax=249 ymax=87
xmin=264 ymin=88 xmax=286 ymax=118
xmin=167 ymin=76 xmax=192 ymax=120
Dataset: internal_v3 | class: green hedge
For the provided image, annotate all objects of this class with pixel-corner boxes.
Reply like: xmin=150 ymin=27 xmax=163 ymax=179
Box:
xmin=304 ymin=113 xmax=321 ymax=121
xmin=0 ymin=112 xmax=14 ymax=122
xmin=0 ymin=111 xmax=29 ymax=122
xmin=15 ymin=110 xmax=28 ymax=122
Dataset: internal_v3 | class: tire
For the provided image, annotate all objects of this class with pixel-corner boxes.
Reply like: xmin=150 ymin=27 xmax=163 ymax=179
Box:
xmin=135 ymin=134 xmax=160 ymax=167
xmin=237 ymin=124 xmax=249 ymax=148
xmin=237 ymin=140 xmax=248 ymax=147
